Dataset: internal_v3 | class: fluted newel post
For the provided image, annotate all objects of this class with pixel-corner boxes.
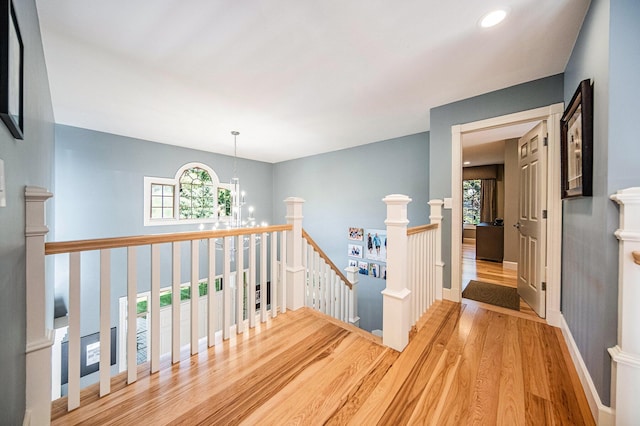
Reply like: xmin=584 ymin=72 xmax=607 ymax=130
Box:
xmin=429 ymin=199 xmax=444 ymax=300
xmin=345 ymin=266 xmax=360 ymax=327
xmin=25 ymin=186 xmax=54 ymax=425
xmin=610 ymin=187 xmax=640 ymax=425
xmin=382 ymin=194 xmax=412 ymax=351
xmin=285 ymin=197 xmax=305 ymax=310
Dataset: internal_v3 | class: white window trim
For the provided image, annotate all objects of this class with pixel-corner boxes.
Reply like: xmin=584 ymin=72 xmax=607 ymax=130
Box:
xmin=144 ymin=162 xmax=229 ymax=227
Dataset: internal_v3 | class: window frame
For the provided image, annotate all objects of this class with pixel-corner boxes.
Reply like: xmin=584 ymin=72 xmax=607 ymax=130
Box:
xmin=144 ymin=162 xmax=229 ymax=227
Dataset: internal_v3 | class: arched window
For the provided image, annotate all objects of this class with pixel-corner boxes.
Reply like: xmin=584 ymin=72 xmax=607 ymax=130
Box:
xmin=144 ymin=162 xmax=226 ymax=226
xmin=179 ymin=167 xmax=216 ymax=219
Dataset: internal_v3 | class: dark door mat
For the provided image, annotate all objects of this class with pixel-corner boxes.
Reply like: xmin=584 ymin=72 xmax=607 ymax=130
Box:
xmin=462 ymin=280 xmax=520 ymax=311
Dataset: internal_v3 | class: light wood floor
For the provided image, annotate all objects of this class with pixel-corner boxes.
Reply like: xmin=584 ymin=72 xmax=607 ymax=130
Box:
xmin=52 ymin=304 xmax=594 ymax=425
xmin=462 ymin=241 xmax=538 ymax=319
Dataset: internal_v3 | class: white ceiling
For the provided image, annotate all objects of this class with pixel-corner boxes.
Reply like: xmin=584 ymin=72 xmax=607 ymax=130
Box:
xmin=35 ymin=0 xmax=589 ymax=163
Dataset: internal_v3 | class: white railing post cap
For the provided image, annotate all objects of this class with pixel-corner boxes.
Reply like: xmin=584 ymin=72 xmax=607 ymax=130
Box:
xmin=382 ymin=194 xmax=412 ymax=205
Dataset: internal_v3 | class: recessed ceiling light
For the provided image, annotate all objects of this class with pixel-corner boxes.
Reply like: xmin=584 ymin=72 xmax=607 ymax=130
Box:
xmin=464 ymin=161 xmax=471 ymax=165
xmin=480 ymin=9 xmax=507 ymax=28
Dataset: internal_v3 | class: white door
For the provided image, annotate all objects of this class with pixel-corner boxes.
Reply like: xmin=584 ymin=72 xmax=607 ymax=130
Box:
xmin=516 ymin=122 xmax=547 ymax=317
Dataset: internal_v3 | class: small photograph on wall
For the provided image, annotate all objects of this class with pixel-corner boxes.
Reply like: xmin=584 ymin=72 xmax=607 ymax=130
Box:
xmin=381 ymin=265 xmax=387 ymax=280
xmin=348 ymin=244 xmax=363 ymax=258
xmin=348 ymin=227 xmax=364 ymax=241
xmin=358 ymin=261 xmax=368 ymax=275
xmin=348 ymin=259 xmax=358 ymax=268
xmin=368 ymin=263 xmax=380 ymax=278
xmin=365 ymin=229 xmax=387 ymax=262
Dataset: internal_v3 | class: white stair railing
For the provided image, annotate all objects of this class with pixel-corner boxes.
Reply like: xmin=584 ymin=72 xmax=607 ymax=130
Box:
xmin=301 ymin=229 xmax=359 ymax=326
xmin=382 ymin=195 xmax=443 ymax=351
xmin=25 ymin=186 xmax=293 ymax=418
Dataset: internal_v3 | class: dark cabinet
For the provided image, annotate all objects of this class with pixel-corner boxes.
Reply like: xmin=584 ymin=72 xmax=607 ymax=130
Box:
xmin=475 ymin=223 xmax=504 ymax=262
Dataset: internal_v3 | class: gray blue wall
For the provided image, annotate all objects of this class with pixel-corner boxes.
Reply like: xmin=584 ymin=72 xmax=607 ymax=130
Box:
xmin=0 ymin=1 xmax=55 ymax=422
xmin=429 ymin=74 xmax=565 ymax=289
xmin=273 ymin=132 xmax=429 ymax=332
xmin=562 ymin=0 xmax=640 ymax=407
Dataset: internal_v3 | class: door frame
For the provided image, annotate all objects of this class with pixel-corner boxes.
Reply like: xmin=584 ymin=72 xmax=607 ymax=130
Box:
xmin=448 ymin=103 xmax=564 ymax=327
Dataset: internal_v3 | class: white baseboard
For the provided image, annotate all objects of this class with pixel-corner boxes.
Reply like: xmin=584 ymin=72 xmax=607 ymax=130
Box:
xmin=502 ymin=261 xmax=517 ymax=270
xmin=442 ymin=287 xmax=460 ymax=302
xmin=559 ymin=314 xmax=615 ymax=425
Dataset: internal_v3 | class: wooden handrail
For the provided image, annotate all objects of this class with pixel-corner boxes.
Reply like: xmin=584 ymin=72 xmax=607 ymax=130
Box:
xmin=302 ymin=229 xmax=352 ymax=290
xmin=45 ymin=224 xmax=293 ymax=255
xmin=407 ymin=223 xmax=438 ymax=236
xmin=633 ymin=251 xmax=640 ymax=265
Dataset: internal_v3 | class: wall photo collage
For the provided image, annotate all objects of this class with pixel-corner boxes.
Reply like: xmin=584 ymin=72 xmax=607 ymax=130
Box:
xmin=347 ymin=227 xmax=387 ymax=280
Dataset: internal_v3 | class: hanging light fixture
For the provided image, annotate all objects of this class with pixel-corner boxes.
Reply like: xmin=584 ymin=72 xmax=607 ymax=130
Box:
xmin=214 ymin=131 xmax=261 ymax=231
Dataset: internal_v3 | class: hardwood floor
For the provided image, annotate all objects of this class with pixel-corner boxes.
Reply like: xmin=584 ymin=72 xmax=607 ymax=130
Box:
xmin=462 ymin=241 xmax=538 ymax=319
xmin=52 ymin=304 xmax=594 ymax=425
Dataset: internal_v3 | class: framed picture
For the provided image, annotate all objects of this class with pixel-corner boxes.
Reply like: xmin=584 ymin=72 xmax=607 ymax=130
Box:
xmin=348 ymin=243 xmax=363 ymax=258
xmin=365 ymin=229 xmax=387 ymax=262
xmin=61 ymin=327 xmax=117 ymax=385
xmin=0 ymin=0 xmax=24 ymax=139
xmin=348 ymin=259 xmax=358 ymax=268
xmin=358 ymin=261 xmax=368 ymax=275
xmin=348 ymin=227 xmax=364 ymax=241
xmin=368 ymin=263 xmax=380 ymax=278
xmin=560 ymin=79 xmax=593 ymax=199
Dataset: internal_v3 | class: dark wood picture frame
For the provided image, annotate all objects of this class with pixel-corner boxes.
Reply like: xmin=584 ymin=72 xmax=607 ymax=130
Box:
xmin=560 ymin=79 xmax=593 ymax=199
xmin=0 ymin=0 xmax=23 ymax=139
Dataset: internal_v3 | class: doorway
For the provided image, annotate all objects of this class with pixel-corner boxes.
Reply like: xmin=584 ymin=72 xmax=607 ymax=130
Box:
xmin=449 ymin=104 xmax=565 ymax=327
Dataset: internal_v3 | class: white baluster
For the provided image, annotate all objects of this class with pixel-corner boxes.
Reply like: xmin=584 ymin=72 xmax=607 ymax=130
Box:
xmin=271 ymin=232 xmax=278 ymax=318
xmin=68 ymin=252 xmax=81 ymax=411
xmin=99 ymin=249 xmax=111 ymax=396
xmin=260 ymin=232 xmax=268 ymax=323
xmin=150 ymin=244 xmax=160 ymax=373
xmin=191 ymin=240 xmax=199 ymax=354
xmin=208 ymin=238 xmax=216 ymax=346
xmin=236 ymin=235 xmax=244 ymax=334
xmin=223 ymin=237 xmax=232 ymax=339
xmin=127 ymin=247 xmax=137 ymax=384
xmin=172 ymin=242 xmax=181 ymax=362
xmin=249 ymin=234 xmax=257 ymax=328
xmin=280 ymin=231 xmax=287 ymax=314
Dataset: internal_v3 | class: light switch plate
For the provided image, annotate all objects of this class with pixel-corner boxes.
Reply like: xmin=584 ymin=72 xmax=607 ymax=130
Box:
xmin=443 ymin=197 xmax=452 ymax=209
xmin=0 ymin=159 xmax=5 ymax=207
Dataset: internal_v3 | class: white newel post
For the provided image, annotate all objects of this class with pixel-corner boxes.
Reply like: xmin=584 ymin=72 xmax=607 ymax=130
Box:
xmin=285 ymin=197 xmax=305 ymax=310
xmin=429 ymin=199 xmax=444 ymax=301
xmin=345 ymin=266 xmax=360 ymax=327
xmin=382 ymin=194 xmax=412 ymax=351
xmin=24 ymin=186 xmax=54 ymax=425
xmin=609 ymin=187 xmax=640 ymax=425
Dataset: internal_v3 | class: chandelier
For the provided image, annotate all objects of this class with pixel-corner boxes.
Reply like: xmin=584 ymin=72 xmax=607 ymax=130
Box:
xmin=212 ymin=131 xmax=266 ymax=232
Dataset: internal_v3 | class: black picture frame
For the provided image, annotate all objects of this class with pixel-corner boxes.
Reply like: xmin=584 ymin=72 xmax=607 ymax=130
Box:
xmin=61 ymin=327 xmax=117 ymax=385
xmin=560 ymin=79 xmax=593 ymax=199
xmin=0 ymin=0 xmax=23 ymax=139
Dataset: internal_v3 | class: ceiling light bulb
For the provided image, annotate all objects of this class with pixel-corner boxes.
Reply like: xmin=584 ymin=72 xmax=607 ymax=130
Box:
xmin=464 ymin=161 xmax=471 ymax=165
xmin=480 ymin=10 xmax=507 ymax=28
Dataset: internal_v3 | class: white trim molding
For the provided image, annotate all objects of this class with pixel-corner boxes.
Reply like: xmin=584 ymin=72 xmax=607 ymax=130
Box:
xmin=560 ymin=315 xmax=615 ymax=425
xmin=451 ymin=103 xmax=564 ymax=321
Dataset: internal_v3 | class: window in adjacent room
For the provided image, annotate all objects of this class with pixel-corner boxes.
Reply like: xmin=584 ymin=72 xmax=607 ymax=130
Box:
xmin=463 ymin=179 xmax=481 ymax=225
